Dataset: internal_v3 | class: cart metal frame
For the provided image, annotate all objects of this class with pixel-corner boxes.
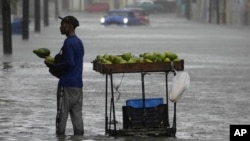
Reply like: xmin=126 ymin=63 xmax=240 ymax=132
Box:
xmin=93 ymin=60 xmax=184 ymax=137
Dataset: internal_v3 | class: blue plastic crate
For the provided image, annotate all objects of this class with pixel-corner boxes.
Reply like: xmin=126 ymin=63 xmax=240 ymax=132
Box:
xmin=126 ymin=98 xmax=163 ymax=108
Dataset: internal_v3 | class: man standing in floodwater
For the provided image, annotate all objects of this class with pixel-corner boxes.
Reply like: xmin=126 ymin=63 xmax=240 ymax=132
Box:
xmin=45 ymin=15 xmax=84 ymax=136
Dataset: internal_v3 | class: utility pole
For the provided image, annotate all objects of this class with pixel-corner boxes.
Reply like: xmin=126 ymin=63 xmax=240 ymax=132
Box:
xmin=2 ymin=0 xmax=12 ymax=54
xmin=44 ymin=0 xmax=49 ymax=26
xmin=208 ymin=0 xmax=212 ymax=23
xmin=62 ymin=0 xmax=69 ymax=12
xmin=185 ymin=0 xmax=191 ymax=20
xmin=22 ymin=0 xmax=29 ymax=40
xmin=34 ymin=0 xmax=41 ymax=33
xmin=55 ymin=0 xmax=59 ymax=19
xmin=216 ymin=0 xmax=220 ymax=24
xmin=222 ymin=0 xmax=226 ymax=24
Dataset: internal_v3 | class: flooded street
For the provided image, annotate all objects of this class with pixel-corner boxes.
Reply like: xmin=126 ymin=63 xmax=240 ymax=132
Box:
xmin=1 ymin=12 xmax=250 ymax=141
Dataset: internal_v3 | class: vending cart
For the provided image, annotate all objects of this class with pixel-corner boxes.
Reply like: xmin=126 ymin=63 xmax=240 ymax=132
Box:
xmin=93 ymin=59 xmax=184 ymax=137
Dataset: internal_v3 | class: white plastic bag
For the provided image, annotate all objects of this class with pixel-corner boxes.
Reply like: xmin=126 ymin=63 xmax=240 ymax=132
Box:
xmin=169 ymin=71 xmax=190 ymax=103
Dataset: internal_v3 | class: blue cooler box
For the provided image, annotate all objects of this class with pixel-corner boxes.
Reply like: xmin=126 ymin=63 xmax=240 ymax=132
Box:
xmin=126 ymin=98 xmax=163 ymax=108
xmin=123 ymin=98 xmax=168 ymax=129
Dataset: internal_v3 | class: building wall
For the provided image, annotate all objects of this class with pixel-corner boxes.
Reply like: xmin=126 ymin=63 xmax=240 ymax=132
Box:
xmin=69 ymin=0 xmax=84 ymax=11
xmin=182 ymin=0 xmax=250 ymax=26
xmin=68 ymin=0 xmax=131 ymax=11
xmin=66 ymin=0 xmax=250 ymax=26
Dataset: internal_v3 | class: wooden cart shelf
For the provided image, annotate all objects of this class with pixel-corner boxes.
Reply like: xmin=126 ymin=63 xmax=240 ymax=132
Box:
xmin=93 ymin=59 xmax=184 ymax=74
xmin=92 ymin=60 xmax=184 ymax=137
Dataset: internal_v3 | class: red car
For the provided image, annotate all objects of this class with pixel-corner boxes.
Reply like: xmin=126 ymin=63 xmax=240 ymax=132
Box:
xmin=125 ymin=8 xmax=150 ymax=25
xmin=85 ymin=3 xmax=109 ymax=12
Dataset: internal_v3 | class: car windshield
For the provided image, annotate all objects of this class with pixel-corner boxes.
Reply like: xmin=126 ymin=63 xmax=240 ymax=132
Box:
xmin=109 ymin=11 xmax=129 ymax=17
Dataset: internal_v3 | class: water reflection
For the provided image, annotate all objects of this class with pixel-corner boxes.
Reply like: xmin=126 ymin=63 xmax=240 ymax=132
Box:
xmin=2 ymin=62 xmax=12 ymax=71
xmin=56 ymin=135 xmax=84 ymax=141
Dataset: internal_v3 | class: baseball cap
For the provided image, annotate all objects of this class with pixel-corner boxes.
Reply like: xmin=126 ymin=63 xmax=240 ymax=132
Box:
xmin=58 ymin=16 xmax=79 ymax=28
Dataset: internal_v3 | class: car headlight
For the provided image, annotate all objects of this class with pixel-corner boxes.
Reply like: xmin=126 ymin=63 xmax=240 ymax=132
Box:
xmin=123 ymin=18 xmax=128 ymax=24
xmin=100 ymin=17 xmax=105 ymax=23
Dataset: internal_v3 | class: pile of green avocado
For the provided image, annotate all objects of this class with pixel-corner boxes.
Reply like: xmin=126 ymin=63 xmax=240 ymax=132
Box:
xmin=95 ymin=51 xmax=181 ymax=64
xmin=33 ymin=48 xmax=54 ymax=64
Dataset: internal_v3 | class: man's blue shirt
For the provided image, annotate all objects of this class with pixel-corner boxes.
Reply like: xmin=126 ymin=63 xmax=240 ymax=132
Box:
xmin=53 ymin=35 xmax=84 ymax=88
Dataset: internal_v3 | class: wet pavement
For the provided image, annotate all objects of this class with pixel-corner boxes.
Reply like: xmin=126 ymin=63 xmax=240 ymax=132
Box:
xmin=1 ymin=12 xmax=250 ymax=141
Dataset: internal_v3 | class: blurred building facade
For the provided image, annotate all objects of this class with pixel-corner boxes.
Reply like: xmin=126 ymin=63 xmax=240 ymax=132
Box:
xmin=67 ymin=0 xmax=176 ymax=12
xmin=66 ymin=0 xmax=135 ymax=11
xmin=2 ymin=0 xmax=249 ymax=27
xmin=176 ymin=0 xmax=250 ymax=26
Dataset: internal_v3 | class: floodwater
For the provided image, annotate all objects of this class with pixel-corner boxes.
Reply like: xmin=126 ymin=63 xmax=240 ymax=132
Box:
xmin=1 ymin=12 xmax=250 ymax=141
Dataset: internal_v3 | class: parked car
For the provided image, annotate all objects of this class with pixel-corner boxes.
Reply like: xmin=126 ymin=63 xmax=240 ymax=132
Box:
xmin=100 ymin=9 xmax=141 ymax=26
xmin=85 ymin=2 xmax=109 ymax=12
xmin=125 ymin=8 xmax=150 ymax=25
xmin=126 ymin=1 xmax=164 ymax=13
